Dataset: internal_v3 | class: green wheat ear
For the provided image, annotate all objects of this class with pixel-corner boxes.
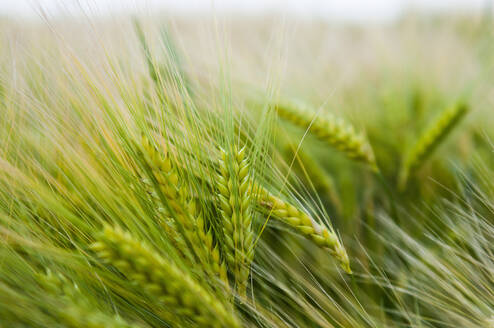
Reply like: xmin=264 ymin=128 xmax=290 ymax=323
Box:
xmin=398 ymin=102 xmax=468 ymax=190
xmin=217 ymin=146 xmax=255 ymax=297
xmin=141 ymin=136 xmax=228 ymax=288
xmin=274 ymin=100 xmax=377 ymax=170
xmin=91 ymin=226 xmax=241 ymax=328
xmin=258 ymin=188 xmax=351 ymax=274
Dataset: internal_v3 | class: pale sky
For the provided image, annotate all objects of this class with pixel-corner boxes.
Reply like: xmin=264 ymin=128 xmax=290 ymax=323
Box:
xmin=0 ymin=0 xmax=491 ymax=22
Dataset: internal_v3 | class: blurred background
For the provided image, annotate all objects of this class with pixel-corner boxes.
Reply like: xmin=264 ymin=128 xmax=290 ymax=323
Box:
xmin=1 ymin=0 xmax=492 ymax=22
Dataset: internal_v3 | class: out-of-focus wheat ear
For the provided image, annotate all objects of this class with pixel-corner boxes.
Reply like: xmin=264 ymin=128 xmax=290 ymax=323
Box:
xmin=217 ymin=146 xmax=255 ymax=297
xmin=38 ymin=269 xmax=139 ymax=328
xmin=398 ymin=103 xmax=468 ymax=190
xmin=141 ymin=136 xmax=229 ymax=288
xmin=91 ymin=226 xmax=241 ymax=328
xmin=274 ymin=100 xmax=377 ymax=170
xmin=258 ymin=188 xmax=351 ymax=274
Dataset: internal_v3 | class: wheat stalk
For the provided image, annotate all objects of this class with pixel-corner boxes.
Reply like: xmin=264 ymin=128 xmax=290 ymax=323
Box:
xmin=398 ymin=103 xmax=468 ymax=189
xmin=91 ymin=226 xmax=241 ymax=328
xmin=258 ymin=188 xmax=351 ymax=273
xmin=141 ymin=136 xmax=228 ymax=287
xmin=217 ymin=146 xmax=255 ymax=296
xmin=274 ymin=100 xmax=377 ymax=170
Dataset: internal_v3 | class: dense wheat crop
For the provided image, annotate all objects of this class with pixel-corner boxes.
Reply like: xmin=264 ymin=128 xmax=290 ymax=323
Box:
xmin=0 ymin=9 xmax=493 ymax=328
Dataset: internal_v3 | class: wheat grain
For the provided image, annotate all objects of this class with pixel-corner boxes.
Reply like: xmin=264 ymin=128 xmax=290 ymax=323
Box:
xmin=217 ymin=146 xmax=255 ymax=296
xmin=274 ymin=101 xmax=377 ymax=170
xmin=91 ymin=226 xmax=241 ymax=328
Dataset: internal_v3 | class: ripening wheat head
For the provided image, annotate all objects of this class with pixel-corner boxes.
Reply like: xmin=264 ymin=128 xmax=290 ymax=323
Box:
xmin=217 ymin=145 xmax=256 ymax=296
xmin=258 ymin=187 xmax=351 ymax=273
xmin=274 ymin=100 xmax=377 ymax=170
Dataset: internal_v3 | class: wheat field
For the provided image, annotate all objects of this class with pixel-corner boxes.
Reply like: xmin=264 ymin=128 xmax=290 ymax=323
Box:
xmin=0 ymin=9 xmax=494 ymax=328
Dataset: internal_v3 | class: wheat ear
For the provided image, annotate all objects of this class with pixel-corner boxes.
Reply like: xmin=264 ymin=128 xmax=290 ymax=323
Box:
xmin=39 ymin=270 xmax=138 ymax=328
xmin=274 ymin=101 xmax=377 ymax=170
xmin=398 ymin=103 xmax=468 ymax=189
xmin=91 ymin=226 xmax=241 ymax=328
xmin=258 ymin=188 xmax=351 ymax=273
xmin=217 ymin=146 xmax=255 ymax=296
xmin=141 ymin=136 xmax=228 ymax=287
